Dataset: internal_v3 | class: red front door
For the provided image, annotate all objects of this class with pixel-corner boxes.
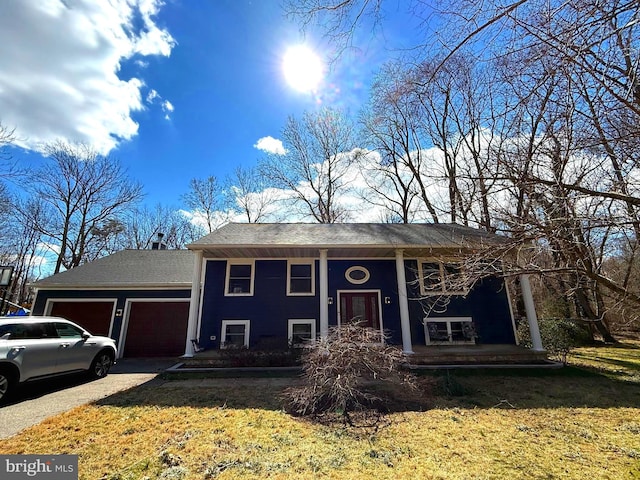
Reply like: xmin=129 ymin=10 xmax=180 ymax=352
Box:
xmin=340 ymin=292 xmax=380 ymax=329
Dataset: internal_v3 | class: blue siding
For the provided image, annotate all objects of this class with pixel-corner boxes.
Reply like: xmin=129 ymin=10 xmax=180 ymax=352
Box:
xmin=328 ymin=259 xmax=403 ymax=344
xmin=200 ymin=258 xmax=405 ymax=348
xmin=199 ymin=257 xmax=516 ymax=349
xmin=404 ymin=260 xmax=515 ymax=345
xmin=200 ymin=260 xmax=321 ymax=349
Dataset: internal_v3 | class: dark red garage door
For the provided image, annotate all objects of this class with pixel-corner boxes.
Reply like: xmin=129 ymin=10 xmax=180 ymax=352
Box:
xmin=49 ymin=301 xmax=114 ymax=336
xmin=123 ymin=301 xmax=189 ymax=357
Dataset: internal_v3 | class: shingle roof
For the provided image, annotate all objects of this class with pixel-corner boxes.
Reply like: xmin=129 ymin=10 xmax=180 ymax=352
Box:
xmin=31 ymin=250 xmax=194 ymax=289
xmin=189 ymin=223 xmax=501 ymax=249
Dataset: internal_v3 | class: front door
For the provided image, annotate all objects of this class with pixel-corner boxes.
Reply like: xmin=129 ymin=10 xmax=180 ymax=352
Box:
xmin=339 ymin=292 xmax=380 ymax=329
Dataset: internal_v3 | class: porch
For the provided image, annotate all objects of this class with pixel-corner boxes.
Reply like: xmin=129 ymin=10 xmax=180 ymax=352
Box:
xmin=177 ymin=343 xmax=550 ymax=370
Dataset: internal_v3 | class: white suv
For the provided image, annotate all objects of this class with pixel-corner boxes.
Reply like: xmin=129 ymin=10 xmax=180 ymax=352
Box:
xmin=0 ymin=316 xmax=117 ymax=402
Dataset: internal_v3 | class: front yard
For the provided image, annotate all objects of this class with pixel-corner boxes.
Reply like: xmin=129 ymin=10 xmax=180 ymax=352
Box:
xmin=1 ymin=342 xmax=639 ymax=479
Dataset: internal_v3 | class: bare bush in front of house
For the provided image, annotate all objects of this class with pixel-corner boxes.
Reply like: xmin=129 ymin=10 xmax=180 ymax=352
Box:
xmin=283 ymin=322 xmax=417 ymax=423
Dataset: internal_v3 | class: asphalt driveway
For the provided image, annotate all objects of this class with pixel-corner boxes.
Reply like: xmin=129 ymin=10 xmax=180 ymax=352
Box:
xmin=0 ymin=358 xmax=178 ymax=439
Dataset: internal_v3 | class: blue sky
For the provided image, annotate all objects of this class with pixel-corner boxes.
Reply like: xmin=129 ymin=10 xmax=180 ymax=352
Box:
xmin=0 ymin=0 xmax=424 ymax=208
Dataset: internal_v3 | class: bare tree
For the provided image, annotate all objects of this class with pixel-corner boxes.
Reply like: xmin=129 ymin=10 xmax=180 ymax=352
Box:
xmin=289 ymin=0 xmax=640 ymax=338
xmin=29 ymin=142 xmax=143 ymax=273
xmin=182 ymin=176 xmax=227 ymax=234
xmin=0 ymin=122 xmax=14 ymax=158
xmin=259 ymin=108 xmax=358 ymax=223
xmin=0 ymin=122 xmax=25 ymax=180
xmin=361 ymin=63 xmax=440 ymax=223
xmin=117 ymin=204 xmax=200 ymax=250
xmin=2 ymin=198 xmax=47 ymax=304
xmin=225 ymin=166 xmax=280 ymax=223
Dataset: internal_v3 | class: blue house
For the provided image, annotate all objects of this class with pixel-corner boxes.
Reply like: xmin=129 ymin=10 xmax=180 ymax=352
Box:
xmin=183 ymin=223 xmax=543 ymax=357
xmin=31 ymin=223 xmax=545 ymax=360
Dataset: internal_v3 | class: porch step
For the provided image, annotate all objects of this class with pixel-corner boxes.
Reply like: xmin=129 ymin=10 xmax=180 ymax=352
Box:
xmin=408 ymin=345 xmax=549 ymax=365
xmin=182 ymin=349 xmax=301 ymax=368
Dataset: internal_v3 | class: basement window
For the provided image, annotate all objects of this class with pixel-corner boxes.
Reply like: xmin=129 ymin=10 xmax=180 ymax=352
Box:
xmin=424 ymin=317 xmax=476 ymax=345
xmin=221 ymin=320 xmax=250 ymax=348
xmin=288 ymin=319 xmax=316 ymax=347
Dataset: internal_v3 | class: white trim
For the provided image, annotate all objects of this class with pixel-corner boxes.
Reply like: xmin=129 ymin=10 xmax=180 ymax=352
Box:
xmin=417 ymin=259 xmax=468 ymax=296
xmin=395 ymin=249 xmax=414 ymax=354
xmin=200 ymin=255 xmax=464 ymax=262
xmin=423 ymin=316 xmax=476 ymax=345
xmin=336 ymin=289 xmax=384 ymax=336
xmin=286 ymin=259 xmax=315 ymax=296
xmin=520 ymin=274 xmax=543 ymax=351
xmin=504 ymin=277 xmax=520 ymax=346
xmin=220 ymin=319 xmax=250 ymax=348
xmin=35 ymin=285 xmax=192 ymax=291
xmin=224 ymin=260 xmax=255 ymax=296
xmin=287 ymin=318 xmax=316 ymax=346
xmin=195 ymin=254 xmax=207 ymax=350
xmin=319 ymin=250 xmax=329 ymax=338
xmin=43 ymin=297 xmax=117 ymax=338
xmin=345 ymin=266 xmax=370 ymax=285
xmin=119 ymin=297 xmax=190 ymax=359
xmin=184 ymin=250 xmax=204 ymax=357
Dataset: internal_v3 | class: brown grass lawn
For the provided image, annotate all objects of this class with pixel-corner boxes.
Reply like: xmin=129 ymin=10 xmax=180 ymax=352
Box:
xmin=1 ymin=342 xmax=639 ymax=479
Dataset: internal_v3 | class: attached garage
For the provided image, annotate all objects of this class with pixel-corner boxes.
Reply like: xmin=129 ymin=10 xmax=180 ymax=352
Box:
xmin=30 ymin=250 xmax=195 ymax=358
xmin=121 ymin=300 xmax=190 ymax=357
xmin=46 ymin=299 xmax=115 ymax=336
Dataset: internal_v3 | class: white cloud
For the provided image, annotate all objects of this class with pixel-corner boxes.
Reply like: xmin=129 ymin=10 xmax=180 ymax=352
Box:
xmin=0 ymin=0 xmax=175 ymax=154
xmin=162 ymin=100 xmax=174 ymax=112
xmin=145 ymin=88 xmax=174 ymax=120
xmin=146 ymin=89 xmax=160 ymax=103
xmin=254 ymin=136 xmax=287 ymax=155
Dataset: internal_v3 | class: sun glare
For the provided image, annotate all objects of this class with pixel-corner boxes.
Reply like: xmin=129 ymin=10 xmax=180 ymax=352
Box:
xmin=282 ymin=45 xmax=324 ymax=93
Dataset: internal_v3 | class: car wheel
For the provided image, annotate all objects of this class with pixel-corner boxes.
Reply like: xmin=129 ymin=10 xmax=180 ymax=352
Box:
xmin=0 ymin=368 xmax=16 ymax=403
xmin=90 ymin=351 xmax=114 ymax=379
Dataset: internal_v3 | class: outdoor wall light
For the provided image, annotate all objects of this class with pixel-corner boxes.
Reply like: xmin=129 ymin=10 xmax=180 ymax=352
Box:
xmin=384 ymin=297 xmax=392 ymax=304
xmin=0 ymin=266 xmax=13 ymax=287
xmin=328 ymin=297 xmax=334 ymax=305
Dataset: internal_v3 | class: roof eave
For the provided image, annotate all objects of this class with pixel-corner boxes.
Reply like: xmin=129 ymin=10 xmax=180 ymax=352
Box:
xmin=30 ymin=283 xmax=193 ymax=290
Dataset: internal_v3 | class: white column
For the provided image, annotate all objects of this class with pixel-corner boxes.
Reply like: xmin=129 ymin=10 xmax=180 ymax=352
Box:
xmin=183 ymin=250 xmax=204 ymax=357
xmin=520 ymin=274 xmax=544 ymax=351
xmin=319 ymin=249 xmax=329 ymax=338
xmin=395 ymin=249 xmax=414 ymax=354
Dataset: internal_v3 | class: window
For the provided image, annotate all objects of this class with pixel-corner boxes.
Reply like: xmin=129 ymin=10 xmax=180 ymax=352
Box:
xmin=54 ymin=322 xmax=85 ymax=338
xmin=2 ymin=323 xmax=52 ymax=339
xmin=418 ymin=260 xmax=467 ymax=296
xmin=221 ymin=320 xmax=250 ymax=348
xmin=345 ymin=266 xmax=370 ymax=285
xmin=288 ymin=319 xmax=316 ymax=347
xmin=424 ymin=317 xmax=476 ymax=344
xmin=287 ymin=261 xmax=314 ymax=295
xmin=225 ymin=262 xmax=254 ymax=296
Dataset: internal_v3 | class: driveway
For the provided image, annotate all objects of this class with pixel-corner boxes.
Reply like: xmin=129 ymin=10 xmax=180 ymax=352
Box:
xmin=0 ymin=358 xmax=178 ymax=440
